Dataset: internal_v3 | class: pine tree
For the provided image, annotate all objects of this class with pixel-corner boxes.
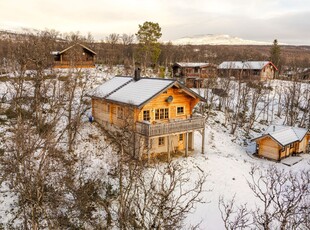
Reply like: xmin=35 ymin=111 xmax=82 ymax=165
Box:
xmin=136 ymin=21 xmax=162 ymax=71
xmin=270 ymin=39 xmax=281 ymax=72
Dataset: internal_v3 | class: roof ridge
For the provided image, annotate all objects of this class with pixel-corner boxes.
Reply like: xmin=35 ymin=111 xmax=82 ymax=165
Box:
xmin=290 ymin=127 xmax=300 ymax=140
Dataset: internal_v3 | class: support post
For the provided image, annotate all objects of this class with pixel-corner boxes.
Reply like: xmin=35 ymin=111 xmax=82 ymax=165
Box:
xmin=167 ymin=136 xmax=171 ymax=162
xmin=147 ymin=138 xmax=151 ymax=163
xmin=202 ymin=127 xmax=205 ymax=154
xmin=185 ymin=132 xmax=189 ymax=157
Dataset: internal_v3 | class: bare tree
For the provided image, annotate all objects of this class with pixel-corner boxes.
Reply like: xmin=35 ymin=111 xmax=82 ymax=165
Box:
xmin=219 ymin=166 xmax=310 ymax=230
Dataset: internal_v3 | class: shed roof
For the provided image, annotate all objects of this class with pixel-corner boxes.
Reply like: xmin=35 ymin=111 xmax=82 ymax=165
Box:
xmin=253 ymin=125 xmax=309 ymax=147
xmin=218 ymin=61 xmax=277 ymax=70
xmin=173 ymin=62 xmax=211 ymax=68
xmin=90 ymin=76 xmax=205 ymax=108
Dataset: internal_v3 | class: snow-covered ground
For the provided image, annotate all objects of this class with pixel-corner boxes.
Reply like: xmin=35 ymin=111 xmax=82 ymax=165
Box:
xmin=67 ymin=110 xmax=309 ymax=229
xmin=179 ymin=116 xmax=309 ymax=229
xmin=0 ymin=67 xmax=309 ymax=228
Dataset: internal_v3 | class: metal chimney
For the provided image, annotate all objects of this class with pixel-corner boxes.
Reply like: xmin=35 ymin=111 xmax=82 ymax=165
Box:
xmin=134 ymin=67 xmax=141 ymax=81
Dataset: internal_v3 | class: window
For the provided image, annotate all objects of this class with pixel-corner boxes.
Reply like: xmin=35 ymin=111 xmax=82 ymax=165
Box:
xmin=107 ymin=104 xmax=110 ymax=112
xmin=177 ymin=106 xmax=184 ymax=115
xmin=290 ymin=143 xmax=294 ymax=149
xmin=103 ymin=103 xmax=108 ymax=113
xmin=158 ymin=137 xmax=165 ymax=146
xmin=143 ymin=110 xmax=150 ymax=121
xmin=194 ymin=67 xmax=199 ymax=73
xmin=179 ymin=134 xmax=183 ymax=141
xmin=117 ymin=107 xmax=123 ymax=119
xmin=155 ymin=108 xmax=169 ymax=120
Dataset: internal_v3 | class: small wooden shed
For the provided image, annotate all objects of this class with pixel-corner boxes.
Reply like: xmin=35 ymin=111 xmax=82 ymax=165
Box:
xmin=252 ymin=125 xmax=310 ymax=161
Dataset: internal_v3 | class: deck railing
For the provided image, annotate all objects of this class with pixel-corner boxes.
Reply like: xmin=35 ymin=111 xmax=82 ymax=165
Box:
xmin=136 ymin=116 xmax=205 ymax=137
xmin=53 ymin=61 xmax=95 ymax=68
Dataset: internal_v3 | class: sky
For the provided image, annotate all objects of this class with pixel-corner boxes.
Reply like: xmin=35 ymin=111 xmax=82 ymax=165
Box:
xmin=0 ymin=0 xmax=309 ymax=45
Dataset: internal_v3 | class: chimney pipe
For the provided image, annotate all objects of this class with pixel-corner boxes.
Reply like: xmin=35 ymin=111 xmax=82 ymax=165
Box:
xmin=134 ymin=67 xmax=141 ymax=81
xmin=273 ymin=125 xmax=275 ymax=132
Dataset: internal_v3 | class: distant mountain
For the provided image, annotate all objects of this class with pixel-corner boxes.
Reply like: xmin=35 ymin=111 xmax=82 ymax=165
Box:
xmin=167 ymin=34 xmax=272 ymax=46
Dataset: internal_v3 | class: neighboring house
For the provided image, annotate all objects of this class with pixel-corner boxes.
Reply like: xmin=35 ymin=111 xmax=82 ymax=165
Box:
xmin=252 ymin=125 xmax=310 ymax=161
xmin=90 ymin=71 xmax=206 ymax=160
xmin=218 ymin=61 xmax=278 ymax=80
xmin=52 ymin=43 xmax=96 ymax=68
xmin=172 ymin=62 xmax=217 ymax=88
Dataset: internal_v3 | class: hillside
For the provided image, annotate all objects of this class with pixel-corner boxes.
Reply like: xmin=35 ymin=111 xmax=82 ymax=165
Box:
xmin=0 ymin=66 xmax=309 ymax=228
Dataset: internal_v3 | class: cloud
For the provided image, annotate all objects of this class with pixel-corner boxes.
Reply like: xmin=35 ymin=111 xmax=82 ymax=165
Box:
xmin=0 ymin=0 xmax=309 ymax=45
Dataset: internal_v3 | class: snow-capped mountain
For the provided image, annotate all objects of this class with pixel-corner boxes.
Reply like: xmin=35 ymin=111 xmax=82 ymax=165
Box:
xmin=167 ymin=34 xmax=272 ymax=46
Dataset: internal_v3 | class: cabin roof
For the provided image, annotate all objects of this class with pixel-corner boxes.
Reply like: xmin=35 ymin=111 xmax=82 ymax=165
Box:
xmin=218 ymin=61 xmax=278 ymax=71
xmin=253 ymin=125 xmax=309 ymax=147
xmin=173 ymin=62 xmax=211 ymax=68
xmin=90 ymin=76 xmax=205 ymax=108
xmin=53 ymin=43 xmax=97 ymax=55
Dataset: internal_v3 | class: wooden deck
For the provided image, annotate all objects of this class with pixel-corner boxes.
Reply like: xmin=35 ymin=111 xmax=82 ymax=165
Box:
xmin=136 ymin=116 xmax=205 ymax=137
xmin=53 ymin=61 xmax=95 ymax=68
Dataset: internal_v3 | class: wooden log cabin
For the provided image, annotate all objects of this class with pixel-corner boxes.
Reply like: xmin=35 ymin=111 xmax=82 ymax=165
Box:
xmin=172 ymin=62 xmax=217 ymax=88
xmin=90 ymin=71 xmax=206 ymax=160
xmin=218 ymin=61 xmax=278 ymax=80
xmin=52 ymin=43 xmax=96 ymax=68
xmin=252 ymin=125 xmax=310 ymax=161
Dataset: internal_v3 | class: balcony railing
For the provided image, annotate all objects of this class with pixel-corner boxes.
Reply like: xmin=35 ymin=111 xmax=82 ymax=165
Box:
xmin=53 ymin=61 xmax=95 ymax=68
xmin=136 ymin=116 xmax=205 ymax=137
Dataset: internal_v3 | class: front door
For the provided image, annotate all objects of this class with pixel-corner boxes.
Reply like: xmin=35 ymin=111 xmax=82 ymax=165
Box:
xmin=178 ymin=133 xmax=184 ymax=150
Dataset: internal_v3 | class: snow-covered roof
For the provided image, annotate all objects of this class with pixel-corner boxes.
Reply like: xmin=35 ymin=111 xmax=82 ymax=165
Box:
xmin=254 ymin=125 xmax=309 ymax=147
xmin=173 ymin=62 xmax=210 ymax=68
xmin=90 ymin=76 xmax=133 ymax=98
xmin=107 ymin=78 xmax=175 ymax=106
xmin=90 ymin=76 xmax=205 ymax=108
xmin=218 ymin=61 xmax=276 ymax=70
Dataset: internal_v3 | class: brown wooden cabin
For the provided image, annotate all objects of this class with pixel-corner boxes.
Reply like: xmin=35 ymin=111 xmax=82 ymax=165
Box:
xmin=172 ymin=62 xmax=217 ymax=88
xmin=218 ymin=61 xmax=278 ymax=80
xmin=90 ymin=72 xmax=206 ymax=160
xmin=52 ymin=43 xmax=96 ymax=68
xmin=252 ymin=125 xmax=310 ymax=161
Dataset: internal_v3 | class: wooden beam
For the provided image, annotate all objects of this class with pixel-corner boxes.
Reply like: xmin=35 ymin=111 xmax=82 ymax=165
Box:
xmin=167 ymin=136 xmax=171 ymax=162
xmin=147 ymin=138 xmax=151 ymax=163
xmin=185 ymin=132 xmax=188 ymax=157
xmin=202 ymin=127 xmax=205 ymax=154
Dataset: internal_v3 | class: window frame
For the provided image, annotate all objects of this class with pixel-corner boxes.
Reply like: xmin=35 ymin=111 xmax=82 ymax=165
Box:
xmin=179 ymin=133 xmax=183 ymax=141
xmin=117 ymin=106 xmax=124 ymax=119
xmin=158 ymin=137 xmax=165 ymax=146
xmin=176 ymin=106 xmax=185 ymax=116
xmin=143 ymin=110 xmax=150 ymax=121
xmin=155 ymin=108 xmax=169 ymax=120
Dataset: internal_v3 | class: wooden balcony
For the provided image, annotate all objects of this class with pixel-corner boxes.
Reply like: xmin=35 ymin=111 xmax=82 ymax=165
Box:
xmin=136 ymin=116 xmax=205 ymax=137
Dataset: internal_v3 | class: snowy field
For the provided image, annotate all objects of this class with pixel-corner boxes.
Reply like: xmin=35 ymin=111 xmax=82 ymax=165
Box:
xmin=0 ymin=67 xmax=309 ymax=228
